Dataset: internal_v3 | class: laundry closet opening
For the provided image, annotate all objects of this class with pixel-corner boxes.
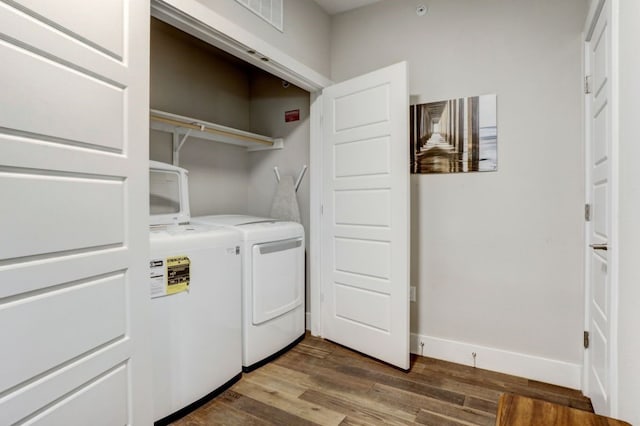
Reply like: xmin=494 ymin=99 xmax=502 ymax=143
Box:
xmin=149 ymin=17 xmax=312 ymax=310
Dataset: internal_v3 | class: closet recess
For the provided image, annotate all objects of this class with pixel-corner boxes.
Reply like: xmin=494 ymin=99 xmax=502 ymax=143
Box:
xmin=150 ymin=109 xmax=284 ymax=165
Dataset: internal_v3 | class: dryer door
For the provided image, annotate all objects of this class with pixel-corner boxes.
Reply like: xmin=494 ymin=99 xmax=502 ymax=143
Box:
xmin=252 ymin=238 xmax=304 ymax=325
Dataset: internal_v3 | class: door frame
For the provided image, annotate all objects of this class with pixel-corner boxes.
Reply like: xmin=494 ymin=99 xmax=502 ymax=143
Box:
xmin=582 ymin=0 xmax=620 ymax=416
xmin=151 ymin=0 xmax=329 ymax=336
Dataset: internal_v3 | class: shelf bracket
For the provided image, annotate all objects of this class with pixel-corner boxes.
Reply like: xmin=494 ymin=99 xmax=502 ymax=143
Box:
xmin=247 ymin=138 xmax=284 ymax=152
xmin=171 ymin=124 xmax=205 ymax=165
xmin=176 ymin=128 xmax=193 ymax=152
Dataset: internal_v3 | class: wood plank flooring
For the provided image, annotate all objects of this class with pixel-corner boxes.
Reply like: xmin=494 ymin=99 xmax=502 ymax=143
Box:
xmin=170 ymin=334 xmax=593 ymax=425
xmin=496 ymin=394 xmax=629 ymax=426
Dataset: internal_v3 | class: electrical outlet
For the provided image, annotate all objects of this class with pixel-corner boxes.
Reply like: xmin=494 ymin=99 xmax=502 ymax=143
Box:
xmin=410 ymin=286 xmax=417 ymax=302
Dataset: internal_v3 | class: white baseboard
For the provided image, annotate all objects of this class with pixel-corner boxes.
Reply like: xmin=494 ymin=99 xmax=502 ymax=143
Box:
xmin=410 ymin=333 xmax=582 ymax=390
xmin=305 ymin=312 xmax=311 ymax=331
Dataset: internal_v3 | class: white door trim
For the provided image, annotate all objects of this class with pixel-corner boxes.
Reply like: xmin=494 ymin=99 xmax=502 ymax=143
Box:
xmin=581 ymin=23 xmax=592 ymax=401
xmin=309 ymin=91 xmax=324 ymax=336
xmin=609 ymin=0 xmax=620 ymax=416
xmin=150 ymin=0 xmax=331 ymax=337
xmin=583 ymin=0 xmax=620 ymax=417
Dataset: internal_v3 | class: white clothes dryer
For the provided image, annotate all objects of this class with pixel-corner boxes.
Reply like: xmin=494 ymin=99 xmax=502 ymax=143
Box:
xmin=149 ymin=162 xmax=242 ymax=424
xmin=191 ymin=215 xmax=305 ymax=371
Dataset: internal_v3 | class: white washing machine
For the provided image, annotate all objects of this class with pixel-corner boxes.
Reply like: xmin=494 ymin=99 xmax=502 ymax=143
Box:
xmin=192 ymin=214 xmax=305 ymax=371
xmin=149 ymin=162 xmax=242 ymax=424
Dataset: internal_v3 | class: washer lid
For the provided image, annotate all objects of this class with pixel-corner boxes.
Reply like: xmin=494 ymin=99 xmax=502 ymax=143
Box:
xmin=149 ymin=223 xmax=241 ymax=250
xmin=149 ymin=161 xmax=190 ymax=226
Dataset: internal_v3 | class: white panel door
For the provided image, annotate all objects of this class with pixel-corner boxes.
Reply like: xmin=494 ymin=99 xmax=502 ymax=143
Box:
xmin=584 ymin=0 xmax=615 ymax=415
xmin=322 ymin=62 xmax=410 ymax=369
xmin=0 ymin=1 xmax=152 ymax=424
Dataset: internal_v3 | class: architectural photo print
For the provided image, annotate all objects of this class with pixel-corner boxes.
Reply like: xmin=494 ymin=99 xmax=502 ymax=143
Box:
xmin=410 ymin=94 xmax=497 ymax=173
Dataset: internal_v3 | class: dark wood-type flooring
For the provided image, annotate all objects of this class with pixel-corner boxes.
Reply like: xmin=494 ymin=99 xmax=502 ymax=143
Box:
xmin=496 ymin=394 xmax=629 ymax=426
xmin=170 ymin=334 xmax=593 ymax=425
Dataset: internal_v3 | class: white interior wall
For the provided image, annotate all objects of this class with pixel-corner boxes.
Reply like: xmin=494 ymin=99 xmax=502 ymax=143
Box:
xmin=616 ymin=0 xmax=640 ymax=422
xmin=247 ymin=73 xmax=311 ymax=312
xmin=330 ymin=0 xmax=588 ymax=385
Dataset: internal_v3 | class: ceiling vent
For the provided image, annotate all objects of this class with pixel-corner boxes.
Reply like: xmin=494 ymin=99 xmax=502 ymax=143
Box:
xmin=235 ymin=0 xmax=283 ymax=32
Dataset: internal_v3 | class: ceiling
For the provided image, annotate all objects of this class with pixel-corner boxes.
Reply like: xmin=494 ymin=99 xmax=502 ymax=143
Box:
xmin=313 ymin=0 xmax=384 ymax=15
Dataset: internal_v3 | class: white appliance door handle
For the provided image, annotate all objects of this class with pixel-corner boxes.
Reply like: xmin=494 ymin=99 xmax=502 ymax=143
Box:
xmin=258 ymin=238 xmax=302 ymax=255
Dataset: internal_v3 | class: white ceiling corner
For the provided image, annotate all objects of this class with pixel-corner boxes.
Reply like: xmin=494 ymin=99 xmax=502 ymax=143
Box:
xmin=313 ymin=0 xmax=384 ymax=15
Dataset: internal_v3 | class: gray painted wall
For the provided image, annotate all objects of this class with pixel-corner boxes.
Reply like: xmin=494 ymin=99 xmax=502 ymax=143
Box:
xmin=330 ymin=0 xmax=588 ymax=366
xmin=149 ymin=17 xmax=310 ymax=245
xmin=150 ymin=18 xmax=251 ymax=130
xmin=150 ymin=18 xmax=252 ymax=216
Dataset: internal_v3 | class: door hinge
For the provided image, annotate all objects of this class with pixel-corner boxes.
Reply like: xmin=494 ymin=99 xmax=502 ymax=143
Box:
xmin=584 ymin=75 xmax=592 ymax=94
xmin=585 ymin=203 xmax=591 ymax=221
xmin=584 ymin=331 xmax=590 ymax=349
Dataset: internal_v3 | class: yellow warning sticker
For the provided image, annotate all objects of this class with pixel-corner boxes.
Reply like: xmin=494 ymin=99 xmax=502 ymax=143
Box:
xmin=166 ymin=255 xmax=190 ymax=295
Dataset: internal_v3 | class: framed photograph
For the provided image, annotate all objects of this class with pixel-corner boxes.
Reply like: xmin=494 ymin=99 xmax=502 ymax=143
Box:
xmin=410 ymin=94 xmax=497 ymax=174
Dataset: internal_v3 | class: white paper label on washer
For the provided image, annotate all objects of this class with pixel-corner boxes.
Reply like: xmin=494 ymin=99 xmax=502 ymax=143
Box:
xmin=149 ymin=258 xmax=165 ymax=298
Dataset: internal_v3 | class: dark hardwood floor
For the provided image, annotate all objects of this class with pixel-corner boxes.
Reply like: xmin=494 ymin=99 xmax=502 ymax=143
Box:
xmin=170 ymin=334 xmax=593 ymax=425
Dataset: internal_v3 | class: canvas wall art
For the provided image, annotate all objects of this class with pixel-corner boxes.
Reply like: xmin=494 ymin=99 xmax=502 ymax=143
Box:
xmin=410 ymin=94 xmax=497 ymax=174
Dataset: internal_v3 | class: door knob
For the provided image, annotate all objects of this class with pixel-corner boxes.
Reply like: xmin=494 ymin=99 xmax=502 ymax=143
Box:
xmin=589 ymin=243 xmax=608 ymax=251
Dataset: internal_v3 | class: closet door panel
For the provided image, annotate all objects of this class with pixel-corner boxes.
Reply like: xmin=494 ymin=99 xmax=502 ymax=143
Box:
xmin=0 ymin=41 xmax=124 ymax=151
xmin=0 ymin=274 xmax=126 ymax=392
xmin=0 ymin=173 xmax=124 ymax=259
xmin=6 ymin=0 xmax=124 ymax=58
xmin=23 ymin=366 xmax=129 ymax=426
